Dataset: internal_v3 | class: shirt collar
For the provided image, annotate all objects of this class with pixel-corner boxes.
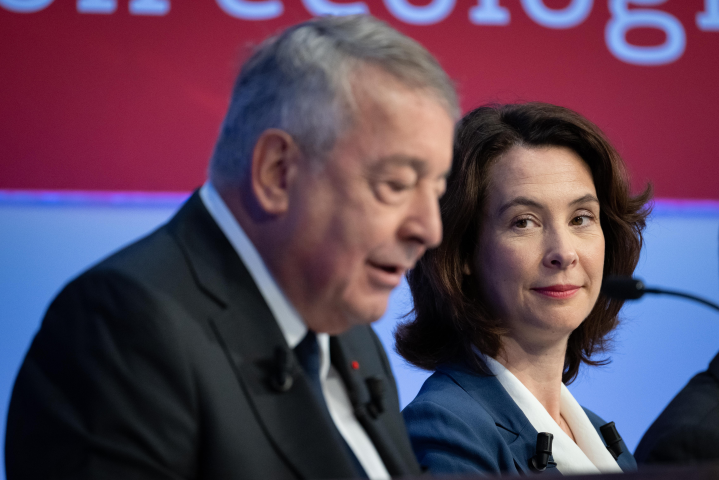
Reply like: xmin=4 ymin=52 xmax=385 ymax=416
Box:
xmin=199 ymin=183 xmax=331 ymax=380
xmin=480 ymin=353 xmax=622 ymax=475
xmin=200 ymin=182 xmax=307 ymax=348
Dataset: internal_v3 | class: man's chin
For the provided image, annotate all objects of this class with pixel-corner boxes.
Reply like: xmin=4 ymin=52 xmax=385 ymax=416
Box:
xmin=307 ymin=293 xmax=391 ymax=334
xmin=349 ymin=296 xmax=391 ymax=326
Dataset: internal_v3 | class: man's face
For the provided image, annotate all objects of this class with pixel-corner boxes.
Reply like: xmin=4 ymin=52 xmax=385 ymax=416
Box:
xmin=277 ymin=69 xmax=455 ymax=334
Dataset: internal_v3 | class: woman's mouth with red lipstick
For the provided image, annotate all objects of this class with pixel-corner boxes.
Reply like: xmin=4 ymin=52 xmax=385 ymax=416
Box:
xmin=531 ymin=284 xmax=581 ymax=299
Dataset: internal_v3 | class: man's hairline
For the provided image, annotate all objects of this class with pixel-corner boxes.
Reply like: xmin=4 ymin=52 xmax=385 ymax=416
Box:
xmin=306 ymin=61 xmax=457 ymax=168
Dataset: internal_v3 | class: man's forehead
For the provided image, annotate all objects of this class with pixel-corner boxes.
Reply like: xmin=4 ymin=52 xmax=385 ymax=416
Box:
xmin=348 ymin=65 xmax=451 ymax=121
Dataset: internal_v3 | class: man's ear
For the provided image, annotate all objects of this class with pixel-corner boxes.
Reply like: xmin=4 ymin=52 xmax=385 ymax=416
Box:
xmin=250 ymin=129 xmax=301 ymax=216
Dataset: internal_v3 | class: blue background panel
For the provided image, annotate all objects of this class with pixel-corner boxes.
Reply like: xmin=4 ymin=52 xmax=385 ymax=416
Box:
xmin=1 ymin=195 xmax=718 ymax=479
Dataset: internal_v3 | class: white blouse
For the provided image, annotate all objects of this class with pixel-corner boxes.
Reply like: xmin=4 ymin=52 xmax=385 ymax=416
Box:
xmin=483 ymin=355 xmax=623 ymax=475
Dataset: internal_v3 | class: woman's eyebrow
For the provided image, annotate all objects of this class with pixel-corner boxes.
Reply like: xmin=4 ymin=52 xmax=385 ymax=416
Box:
xmin=497 ymin=197 xmax=543 ymax=216
xmin=569 ymin=194 xmax=600 ymax=207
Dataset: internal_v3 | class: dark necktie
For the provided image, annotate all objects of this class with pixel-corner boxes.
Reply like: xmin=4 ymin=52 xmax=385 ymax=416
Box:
xmin=294 ymin=331 xmax=368 ymax=478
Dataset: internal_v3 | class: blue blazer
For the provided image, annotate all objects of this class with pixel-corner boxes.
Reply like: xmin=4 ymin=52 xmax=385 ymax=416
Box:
xmin=403 ymin=363 xmax=637 ymax=476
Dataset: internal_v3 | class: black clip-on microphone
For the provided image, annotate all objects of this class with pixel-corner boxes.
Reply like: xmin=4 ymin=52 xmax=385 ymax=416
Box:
xmin=365 ymin=376 xmax=386 ymax=418
xmin=599 ymin=421 xmax=624 ymax=460
xmin=601 ymin=276 xmax=719 ymax=313
xmin=529 ymin=432 xmax=556 ymax=473
xmin=270 ymin=346 xmax=294 ymax=393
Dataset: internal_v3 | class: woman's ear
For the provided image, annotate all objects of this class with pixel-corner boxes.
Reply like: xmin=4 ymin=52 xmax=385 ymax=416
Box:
xmin=250 ymin=129 xmax=302 ymax=216
xmin=462 ymin=261 xmax=472 ymax=275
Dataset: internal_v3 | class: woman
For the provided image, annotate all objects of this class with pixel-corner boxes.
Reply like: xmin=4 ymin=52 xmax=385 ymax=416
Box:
xmin=397 ymin=103 xmax=651 ymax=476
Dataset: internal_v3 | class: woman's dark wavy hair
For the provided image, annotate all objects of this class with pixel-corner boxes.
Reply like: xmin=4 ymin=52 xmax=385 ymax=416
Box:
xmin=395 ymin=102 xmax=652 ymax=384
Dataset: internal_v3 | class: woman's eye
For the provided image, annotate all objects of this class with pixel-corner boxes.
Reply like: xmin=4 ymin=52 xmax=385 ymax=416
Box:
xmin=514 ymin=217 xmax=534 ymax=228
xmin=570 ymin=214 xmax=593 ymax=226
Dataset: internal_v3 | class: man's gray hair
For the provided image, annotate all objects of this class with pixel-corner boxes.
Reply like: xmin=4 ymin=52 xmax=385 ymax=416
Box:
xmin=209 ymin=14 xmax=459 ymax=185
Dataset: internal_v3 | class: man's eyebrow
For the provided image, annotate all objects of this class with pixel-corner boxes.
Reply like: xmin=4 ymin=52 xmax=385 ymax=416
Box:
xmin=374 ymin=155 xmax=427 ymax=175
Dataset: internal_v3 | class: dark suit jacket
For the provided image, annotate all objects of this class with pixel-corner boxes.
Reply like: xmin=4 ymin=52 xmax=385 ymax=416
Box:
xmin=402 ymin=363 xmax=637 ymax=476
xmin=634 ymin=351 xmax=719 ymax=465
xmin=5 ymin=192 xmax=421 ymax=480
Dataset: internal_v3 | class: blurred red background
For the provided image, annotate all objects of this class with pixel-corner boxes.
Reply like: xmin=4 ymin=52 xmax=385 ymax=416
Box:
xmin=1 ymin=0 xmax=717 ymax=198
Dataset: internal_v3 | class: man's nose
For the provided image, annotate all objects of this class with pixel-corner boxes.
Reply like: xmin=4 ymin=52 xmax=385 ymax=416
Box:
xmin=542 ymin=226 xmax=578 ymax=269
xmin=399 ymin=188 xmax=443 ymax=249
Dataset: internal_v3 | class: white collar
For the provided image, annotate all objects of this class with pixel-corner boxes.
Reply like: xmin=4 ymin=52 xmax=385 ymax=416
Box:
xmin=482 ymin=355 xmax=623 ymax=475
xmin=200 ymin=183 xmax=329 ymax=376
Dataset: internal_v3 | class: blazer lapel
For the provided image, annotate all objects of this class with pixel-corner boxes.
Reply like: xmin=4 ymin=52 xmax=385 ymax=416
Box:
xmin=168 ymin=193 xmax=358 ymax=479
xmin=708 ymin=351 xmax=719 ymax=382
xmin=437 ymin=364 xmax=539 ymax=475
xmin=331 ymin=330 xmax=421 ymax=477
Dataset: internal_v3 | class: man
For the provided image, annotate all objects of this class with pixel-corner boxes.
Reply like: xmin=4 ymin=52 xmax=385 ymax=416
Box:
xmin=5 ymin=15 xmax=458 ymax=480
xmin=634 ymin=350 xmax=719 ymax=464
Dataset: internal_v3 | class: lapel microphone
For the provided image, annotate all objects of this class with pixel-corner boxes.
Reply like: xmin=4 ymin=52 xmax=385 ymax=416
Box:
xmin=529 ymin=432 xmax=555 ymax=472
xmin=599 ymin=422 xmax=624 ymax=460
xmin=270 ymin=346 xmax=294 ymax=393
xmin=364 ymin=376 xmax=385 ymax=418
xmin=601 ymin=276 xmax=719 ymax=312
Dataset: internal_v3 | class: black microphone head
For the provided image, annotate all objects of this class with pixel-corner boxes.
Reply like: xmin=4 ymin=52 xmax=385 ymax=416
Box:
xmin=599 ymin=421 xmax=624 ymax=460
xmin=601 ymin=276 xmax=645 ymax=300
xmin=530 ymin=433 xmax=554 ymax=472
xmin=535 ymin=432 xmax=553 ymax=454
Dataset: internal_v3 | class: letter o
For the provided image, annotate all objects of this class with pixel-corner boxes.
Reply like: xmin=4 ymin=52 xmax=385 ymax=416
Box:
xmin=383 ymin=0 xmax=455 ymax=25
xmin=302 ymin=0 xmax=368 ymax=16
xmin=605 ymin=0 xmax=685 ymax=66
xmin=0 ymin=0 xmax=53 ymax=12
xmin=216 ymin=0 xmax=283 ymax=20
xmin=520 ymin=0 xmax=593 ymax=29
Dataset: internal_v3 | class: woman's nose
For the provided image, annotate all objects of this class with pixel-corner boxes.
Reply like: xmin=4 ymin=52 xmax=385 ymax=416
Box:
xmin=542 ymin=228 xmax=578 ymax=269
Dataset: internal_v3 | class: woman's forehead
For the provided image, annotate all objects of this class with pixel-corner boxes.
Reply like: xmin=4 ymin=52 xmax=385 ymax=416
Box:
xmin=484 ymin=146 xmax=596 ymax=208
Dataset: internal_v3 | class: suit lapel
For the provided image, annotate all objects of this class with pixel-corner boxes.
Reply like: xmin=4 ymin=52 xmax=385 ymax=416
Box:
xmin=168 ymin=193 xmax=358 ymax=479
xmin=210 ymin=308 xmax=358 ymax=479
xmin=331 ymin=330 xmax=421 ymax=477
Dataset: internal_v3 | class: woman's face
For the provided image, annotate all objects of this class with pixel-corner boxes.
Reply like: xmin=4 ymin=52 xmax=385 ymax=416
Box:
xmin=474 ymin=145 xmax=605 ymax=348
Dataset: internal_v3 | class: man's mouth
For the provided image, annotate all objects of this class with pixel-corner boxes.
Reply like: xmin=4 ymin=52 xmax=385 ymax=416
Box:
xmin=367 ymin=261 xmax=408 ymax=288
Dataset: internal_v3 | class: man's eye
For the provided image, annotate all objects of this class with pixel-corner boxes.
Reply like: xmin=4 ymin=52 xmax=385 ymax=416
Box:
xmin=387 ymin=181 xmax=410 ymax=192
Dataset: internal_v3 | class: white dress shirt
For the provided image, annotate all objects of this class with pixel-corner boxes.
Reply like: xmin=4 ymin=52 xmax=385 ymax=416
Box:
xmin=482 ymin=355 xmax=623 ymax=475
xmin=200 ymin=182 xmax=390 ymax=480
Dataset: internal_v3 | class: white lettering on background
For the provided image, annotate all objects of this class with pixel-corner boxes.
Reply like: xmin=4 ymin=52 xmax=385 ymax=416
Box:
xmin=469 ymin=0 xmax=510 ymax=25
xmin=0 ymin=0 xmax=53 ymax=12
xmin=129 ymin=0 xmax=169 ymax=15
xmin=605 ymin=0 xmax=686 ymax=65
xmin=77 ymin=0 xmax=115 ymax=14
xmin=7 ymin=0 xmax=713 ymax=67
xmin=384 ymin=0 xmax=455 ymax=25
xmin=520 ymin=0 xmax=593 ymax=29
xmin=697 ymin=0 xmax=719 ymax=31
xmin=302 ymin=0 xmax=367 ymax=16
xmin=215 ymin=0 xmax=282 ymax=20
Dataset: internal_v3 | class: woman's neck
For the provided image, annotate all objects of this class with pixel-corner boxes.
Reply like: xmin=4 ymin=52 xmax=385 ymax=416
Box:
xmin=495 ymin=335 xmax=573 ymax=438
